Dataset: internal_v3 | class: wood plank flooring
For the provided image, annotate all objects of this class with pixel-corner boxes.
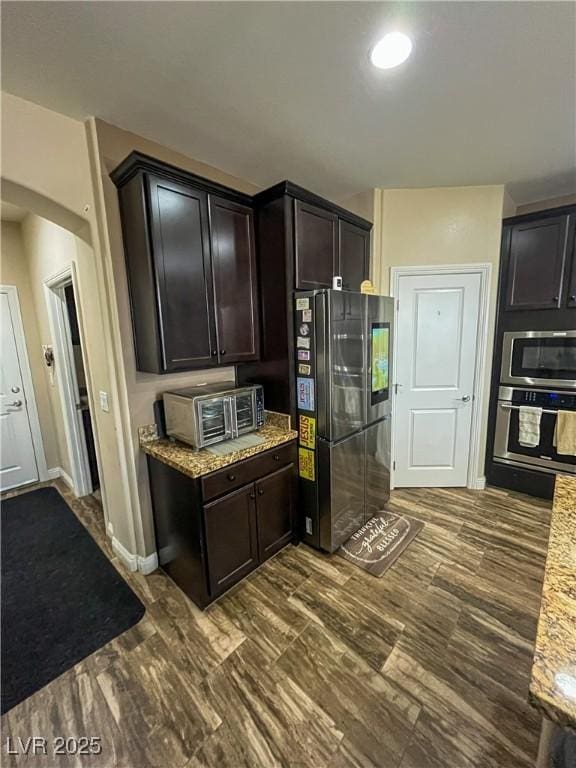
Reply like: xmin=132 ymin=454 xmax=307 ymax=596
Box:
xmin=1 ymin=481 xmax=551 ymax=767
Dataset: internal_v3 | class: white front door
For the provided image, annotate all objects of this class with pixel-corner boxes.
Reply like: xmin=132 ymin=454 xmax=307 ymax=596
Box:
xmin=0 ymin=290 xmax=39 ymax=490
xmin=393 ymin=272 xmax=481 ymax=487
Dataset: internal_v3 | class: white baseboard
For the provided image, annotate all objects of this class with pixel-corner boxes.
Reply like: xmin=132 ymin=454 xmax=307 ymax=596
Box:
xmin=138 ymin=552 xmax=159 ymax=575
xmin=111 ymin=537 xmax=158 ymax=574
xmin=46 ymin=466 xmax=74 ymax=488
xmin=469 ymin=476 xmax=486 ymax=490
xmin=111 ymin=536 xmax=138 ymax=572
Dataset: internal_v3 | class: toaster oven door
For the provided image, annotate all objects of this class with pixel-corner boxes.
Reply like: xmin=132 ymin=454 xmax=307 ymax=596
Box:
xmin=196 ymin=397 xmax=233 ymax=447
xmin=232 ymin=390 xmax=257 ymax=436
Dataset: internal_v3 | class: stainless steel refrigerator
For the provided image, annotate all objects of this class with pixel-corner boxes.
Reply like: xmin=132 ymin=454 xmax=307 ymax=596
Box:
xmin=294 ymin=289 xmax=394 ymax=552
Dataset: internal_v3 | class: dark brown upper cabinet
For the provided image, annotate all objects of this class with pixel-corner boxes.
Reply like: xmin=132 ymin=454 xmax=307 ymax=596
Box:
xmin=568 ymin=256 xmax=576 ymax=308
xmin=338 ymin=219 xmax=370 ymax=291
xmin=236 ymin=180 xmax=372 ymax=418
xmin=209 ymin=196 xmax=259 ymax=364
xmin=567 ymin=217 xmax=576 ymax=309
xmin=294 ymin=200 xmax=338 ymax=289
xmin=505 ymin=216 xmax=569 ymax=311
xmin=111 ymin=152 xmax=259 ymax=374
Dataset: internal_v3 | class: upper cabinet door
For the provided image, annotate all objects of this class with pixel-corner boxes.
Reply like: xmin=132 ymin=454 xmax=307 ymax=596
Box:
xmin=147 ymin=175 xmax=216 ymax=370
xmin=567 ymin=217 xmax=576 ymax=309
xmin=294 ymin=200 xmax=337 ymax=289
xmin=505 ymin=216 xmax=569 ymax=311
xmin=338 ymin=219 xmax=370 ymax=291
xmin=209 ymin=196 xmax=259 ymax=364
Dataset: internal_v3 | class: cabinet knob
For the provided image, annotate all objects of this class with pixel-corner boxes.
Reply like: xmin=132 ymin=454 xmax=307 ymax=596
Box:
xmin=258 ymin=488 xmax=264 ymax=495
xmin=220 ymin=349 xmax=226 ymax=355
xmin=249 ymin=492 xmax=255 ymax=500
xmin=227 ymin=473 xmax=236 ymax=481
xmin=211 ymin=350 xmax=217 ymax=357
xmin=273 ymin=454 xmax=280 ymax=461
xmin=570 ymin=296 xmax=576 ymax=302
xmin=553 ymin=296 xmax=559 ymax=302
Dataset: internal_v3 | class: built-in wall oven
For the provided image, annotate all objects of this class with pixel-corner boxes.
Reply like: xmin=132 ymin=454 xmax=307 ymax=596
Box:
xmin=501 ymin=330 xmax=576 ymax=389
xmin=493 ymin=386 xmax=576 ymax=475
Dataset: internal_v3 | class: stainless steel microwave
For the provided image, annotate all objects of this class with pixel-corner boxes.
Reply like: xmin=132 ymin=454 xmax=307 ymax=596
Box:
xmin=163 ymin=383 xmax=264 ymax=450
xmin=501 ymin=330 xmax=576 ymax=389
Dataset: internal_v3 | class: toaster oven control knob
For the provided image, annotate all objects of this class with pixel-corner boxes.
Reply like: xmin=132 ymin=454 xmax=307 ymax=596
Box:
xmin=227 ymin=473 xmax=236 ymax=481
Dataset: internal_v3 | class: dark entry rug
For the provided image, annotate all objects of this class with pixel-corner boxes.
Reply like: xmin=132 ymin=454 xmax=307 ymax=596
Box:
xmin=1 ymin=487 xmax=145 ymax=714
xmin=338 ymin=511 xmax=424 ymax=577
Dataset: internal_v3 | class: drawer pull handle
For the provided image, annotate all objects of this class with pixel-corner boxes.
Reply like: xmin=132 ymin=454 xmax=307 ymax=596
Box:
xmin=227 ymin=473 xmax=236 ymax=481
xmin=258 ymin=488 xmax=264 ymax=495
xmin=273 ymin=454 xmax=280 ymax=461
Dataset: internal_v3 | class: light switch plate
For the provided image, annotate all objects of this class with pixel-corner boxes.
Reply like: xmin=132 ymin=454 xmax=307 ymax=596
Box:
xmin=99 ymin=391 xmax=110 ymax=413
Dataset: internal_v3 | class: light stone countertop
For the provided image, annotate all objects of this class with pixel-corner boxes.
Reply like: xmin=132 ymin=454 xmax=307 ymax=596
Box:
xmin=529 ymin=474 xmax=576 ymax=730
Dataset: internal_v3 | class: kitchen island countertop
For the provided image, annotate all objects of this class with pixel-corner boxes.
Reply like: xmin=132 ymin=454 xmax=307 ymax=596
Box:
xmin=139 ymin=411 xmax=298 ymax=480
xmin=529 ymin=474 xmax=576 ymax=730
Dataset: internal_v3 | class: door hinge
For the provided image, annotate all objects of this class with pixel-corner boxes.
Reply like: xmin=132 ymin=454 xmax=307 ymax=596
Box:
xmin=396 ymin=299 xmax=399 ymax=311
xmin=393 ymin=460 xmax=396 ymax=470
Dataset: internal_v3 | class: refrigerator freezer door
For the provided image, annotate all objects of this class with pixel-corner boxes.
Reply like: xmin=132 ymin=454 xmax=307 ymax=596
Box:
xmin=365 ymin=295 xmax=394 ymax=425
xmin=316 ymin=290 xmax=365 ymax=442
xmin=365 ymin=417 xmax=391 ymax=520
xmin=318 ymin=430 xmax=366 ymax=552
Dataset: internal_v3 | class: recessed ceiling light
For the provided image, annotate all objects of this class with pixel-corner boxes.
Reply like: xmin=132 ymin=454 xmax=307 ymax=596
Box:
xmin=370 ymin=32 xmax=413 ymax=69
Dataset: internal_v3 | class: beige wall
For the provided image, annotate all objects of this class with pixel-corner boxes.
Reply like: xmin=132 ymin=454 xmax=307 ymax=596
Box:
xmin=1 ymin=220 xmax=61 ymax=471
xmin=338 ymin=190 xmax=375 ymax=223
xmin=1 ymin=92 xmax=138 ymax=555
xmin=516 ymin=193 xmax=576 ymax=216
xmin=87 ymin=119 xmax=263 ymax=554
xmin=372 ymin=185 xmax=505 ymax=483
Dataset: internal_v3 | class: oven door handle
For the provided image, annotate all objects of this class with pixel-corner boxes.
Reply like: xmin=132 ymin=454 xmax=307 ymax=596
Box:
xmin=499 ymin=403 xmax=559 ymax=416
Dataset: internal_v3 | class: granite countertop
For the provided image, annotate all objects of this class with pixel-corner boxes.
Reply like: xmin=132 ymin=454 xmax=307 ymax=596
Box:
xmin=529 ymin=474 xmax=576 ymax=730
xmin=139 ymin=411 xmax=298 ymax=480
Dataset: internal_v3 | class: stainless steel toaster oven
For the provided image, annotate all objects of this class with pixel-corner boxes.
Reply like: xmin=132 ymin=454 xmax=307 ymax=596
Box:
xmin=163 ymin=383 xmax=264 ymax=449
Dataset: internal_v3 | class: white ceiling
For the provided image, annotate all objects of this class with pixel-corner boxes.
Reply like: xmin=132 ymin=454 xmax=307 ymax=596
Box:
xmin=1 ymin=201 xmax=27 ymax=222
xmin=2 ymin=1 xmax=575 ymax=204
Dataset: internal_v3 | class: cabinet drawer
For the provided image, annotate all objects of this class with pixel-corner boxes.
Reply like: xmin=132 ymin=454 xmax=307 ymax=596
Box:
xmin=201 ymin=441 xmax=296 ymax=501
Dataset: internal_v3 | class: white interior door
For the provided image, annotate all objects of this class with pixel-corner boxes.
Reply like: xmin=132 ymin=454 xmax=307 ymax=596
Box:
xmin=0 ymin=291 xmax=39 ymax=490
xmin=394 ymin=272 xmax=481 ymax=487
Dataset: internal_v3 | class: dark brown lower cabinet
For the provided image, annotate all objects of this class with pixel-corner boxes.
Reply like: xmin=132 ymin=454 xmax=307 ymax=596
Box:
xmin=147 ymin=440 xmax=297 ymax=608
xmin=204 ymin=484 xmax=259 ymax=597
xmin=256 ymin=464 xmax=295 ymax=562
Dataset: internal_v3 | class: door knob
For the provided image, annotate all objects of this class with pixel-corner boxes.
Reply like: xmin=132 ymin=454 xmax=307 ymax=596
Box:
xmin=461 ymin=395 xmax=471 ymax=402
xmin=7 ymin=400 xmax=22 ymax=407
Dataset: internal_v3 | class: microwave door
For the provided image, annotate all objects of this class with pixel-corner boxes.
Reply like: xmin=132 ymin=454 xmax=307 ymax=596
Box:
xmin=197 ymin=396 xmax=233 ymax=446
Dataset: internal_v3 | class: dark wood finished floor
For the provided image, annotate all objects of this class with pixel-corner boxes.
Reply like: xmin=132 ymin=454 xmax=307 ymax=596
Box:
xmin=1 ymin=481 xmax=551 ymax=767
